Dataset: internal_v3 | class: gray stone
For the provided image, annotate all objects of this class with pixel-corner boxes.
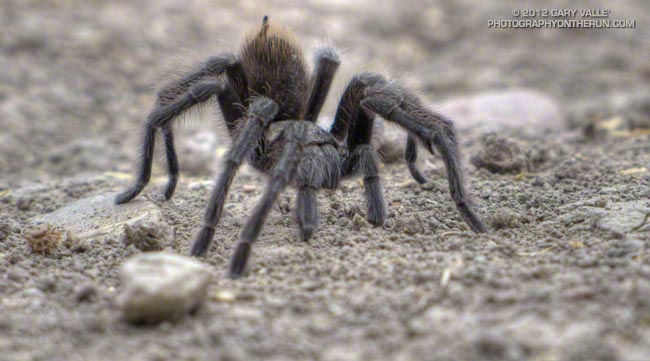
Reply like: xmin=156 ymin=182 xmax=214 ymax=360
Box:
xmin=74 ymin=283 xmax=98 ymax=303
xmin=0 ymin=216 xmax=21 ymax=240
xmin=121 ymin=220 xmax=174 ymax=252
xmin=117 ymin=252 xmax=213 ymax=324
xmin=471 ymin=134 xmax=528 ymax=174
xmin=491 ymin=208 xmax=522 ymax=229
xmin=30 ymin=193 xmax=164 ymax=241
xmin=596 ymin=201 xmax=650 ymax=236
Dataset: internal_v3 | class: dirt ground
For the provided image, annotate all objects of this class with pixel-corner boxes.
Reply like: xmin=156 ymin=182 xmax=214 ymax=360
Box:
xmin=1 ymin=0 xmax=650 ymax=360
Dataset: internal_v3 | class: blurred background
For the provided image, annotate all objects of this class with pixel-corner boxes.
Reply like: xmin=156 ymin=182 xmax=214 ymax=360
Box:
xmin=1 ymin=0 xmax=648 ymax=184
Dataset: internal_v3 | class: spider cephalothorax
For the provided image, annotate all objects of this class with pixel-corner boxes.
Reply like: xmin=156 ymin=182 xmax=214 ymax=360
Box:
xmin=115 ymin=16 xmax=487 ymax=278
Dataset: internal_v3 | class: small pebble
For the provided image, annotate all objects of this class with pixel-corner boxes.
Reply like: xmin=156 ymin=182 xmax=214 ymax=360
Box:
xmin=15 ymin=197 xmax=32 ymax=211
xmin=213 ymin=290 xmax=236 ymax=303
xmin=75 ymin=283 xmax=98 ymax=303
xmin=242 ymin=185 xmax=257 ymax=193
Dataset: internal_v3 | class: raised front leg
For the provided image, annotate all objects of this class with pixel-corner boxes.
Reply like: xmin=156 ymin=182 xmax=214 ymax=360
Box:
xmin=303 ymin=46 xmax=340 ymax=122
xmin=190 ymin=97 xmax=279 ymax=257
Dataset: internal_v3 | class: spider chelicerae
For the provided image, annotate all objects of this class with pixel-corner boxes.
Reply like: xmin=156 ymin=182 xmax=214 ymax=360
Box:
xmin=115 ymin=16 xmax=487 ymax=278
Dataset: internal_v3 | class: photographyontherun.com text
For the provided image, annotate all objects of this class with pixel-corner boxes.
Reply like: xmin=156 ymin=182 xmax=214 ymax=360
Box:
xmin=488 ymin=9 xmax=636 ymax=29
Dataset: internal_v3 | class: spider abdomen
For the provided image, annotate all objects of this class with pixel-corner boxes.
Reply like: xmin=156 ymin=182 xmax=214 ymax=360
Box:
xmin=240 ymin=17 xmax=308 ymax=120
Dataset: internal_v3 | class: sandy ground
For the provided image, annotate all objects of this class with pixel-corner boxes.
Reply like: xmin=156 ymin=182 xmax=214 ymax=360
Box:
xmin=1 ymin=0 xmax=650 ymax=360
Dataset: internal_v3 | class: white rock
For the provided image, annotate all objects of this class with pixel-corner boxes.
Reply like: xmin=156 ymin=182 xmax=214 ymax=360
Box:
xmin=438 ymin=89 xmax=565 ymax=133
xmin=30 ymin=193 xmax=164 ymax=240
xmin=118 ymin=252 xmax=213 ymax=323
xmin=374 ymin=89 xmax=565 ymax=162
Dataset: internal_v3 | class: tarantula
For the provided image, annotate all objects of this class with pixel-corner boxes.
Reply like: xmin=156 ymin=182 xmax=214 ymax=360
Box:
xmin=115 ymin=16 xmax=487 ymax=278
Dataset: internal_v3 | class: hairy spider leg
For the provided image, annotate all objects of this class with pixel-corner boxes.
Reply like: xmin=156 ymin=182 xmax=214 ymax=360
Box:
xmin=357 ymin=74 xmax=487 ymax=233
xmin=293 ymin=139 xmax=341 ymax=241
xmin=405 ymin=134 xmax=427 ymax=184
xmin=115 ymin=54 xmax=249 ymax=204
xmin=303 ymin=46 xmax=340 ymax=121
xmin=190 ymin=97 xmax=279 ymax=256
xmin=332 ymin=73 xmax=388 ymax=226
xmin=230 ymin=121 xmax=306 ymax=278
